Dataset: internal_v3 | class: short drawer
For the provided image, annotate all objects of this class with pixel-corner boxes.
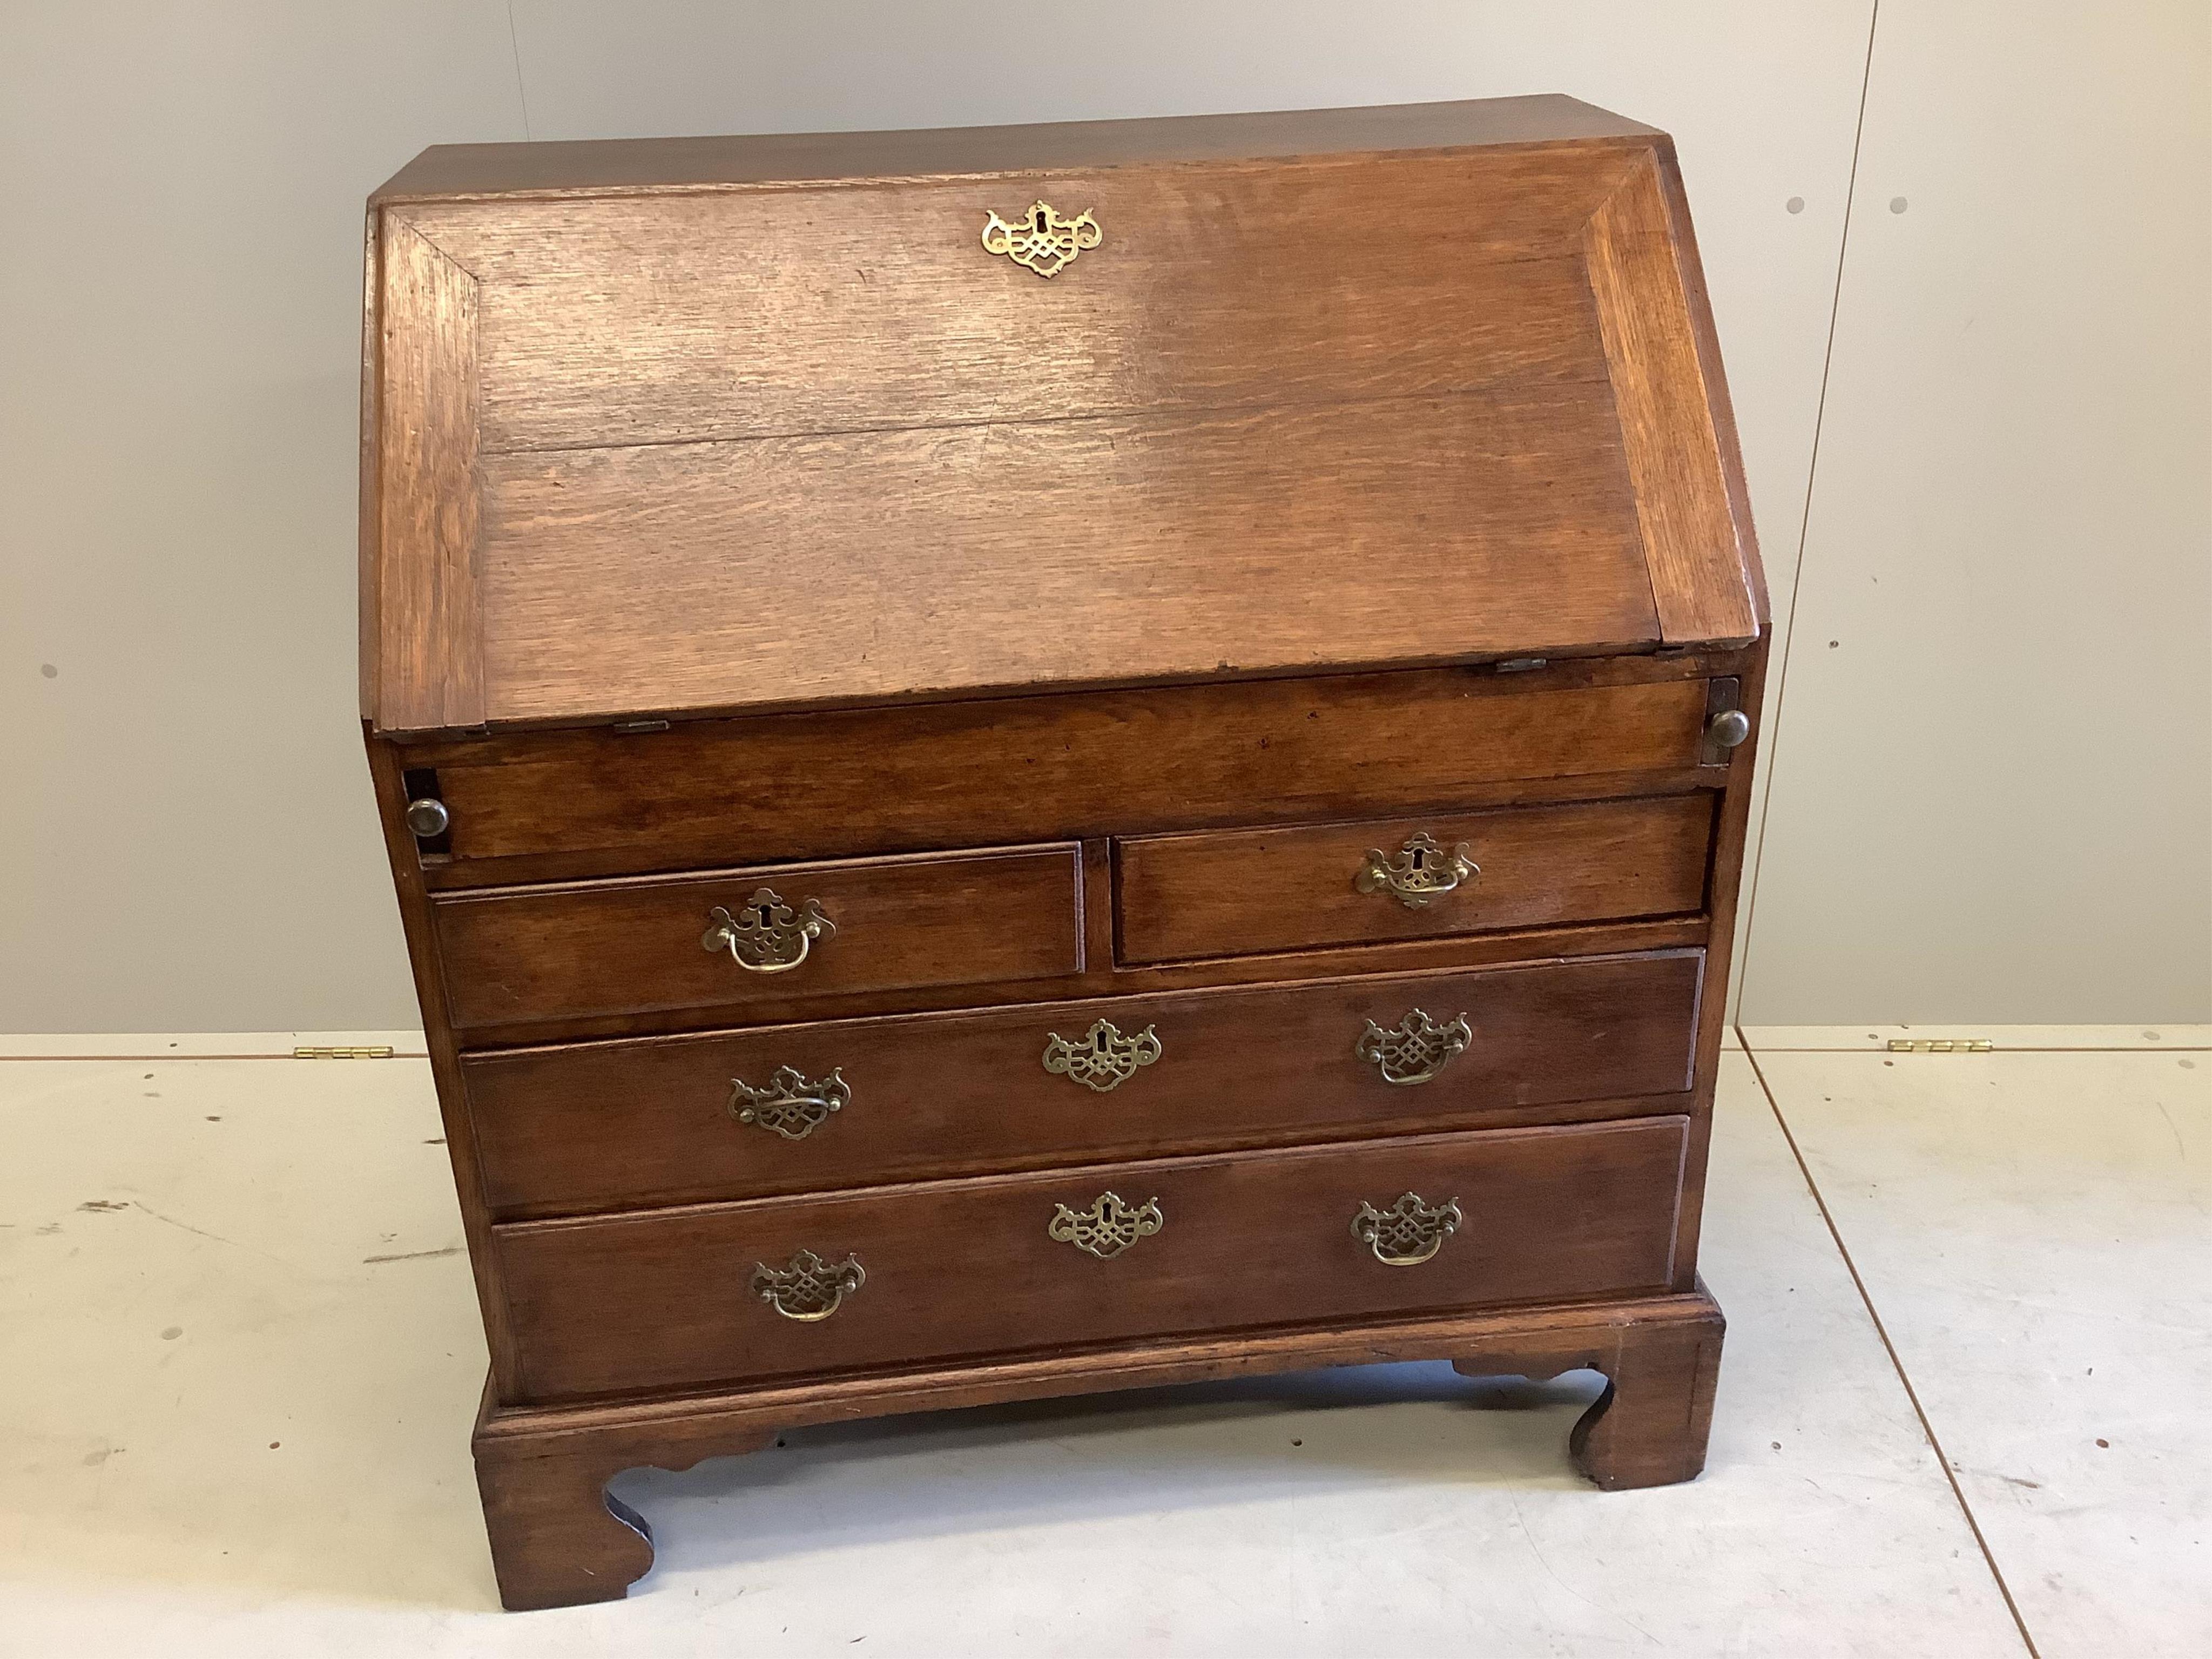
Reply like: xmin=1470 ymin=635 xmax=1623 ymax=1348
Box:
xmin=1116 ymin=794 xmax=1711 ymax=965
xmin=433 ymin=844 xmax=1083 ymax=1030
xmin=495 ymin=1116 xmax=1690 ymax=1401
xmin=462 ymin=951 xmax=1700 ymax=1216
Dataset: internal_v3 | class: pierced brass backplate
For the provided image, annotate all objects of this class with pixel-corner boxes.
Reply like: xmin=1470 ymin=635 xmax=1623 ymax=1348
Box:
xmin=1352 ymin=1192 xmax=1464 ymax=1266
xmin=1355 ymin=1008 xmax=1474 ymax=1085
xmin=1047 ymin=1191 xmax=1164 ymax=1260
xmin=751 ymin=1250 xmax=865 ymax=1321
xmin=703 ymin=887 xmax=834 ymax=973
xmin=1042 ymin=1019 xmax=1162 ymax=1092
xmin=1355 ymin=832 xmax=1478 ymax=909
xmin=730 ymin=1065 xmax=850 ymax=1141
xmin=980 ymin=200 xmax=1102 ymax=278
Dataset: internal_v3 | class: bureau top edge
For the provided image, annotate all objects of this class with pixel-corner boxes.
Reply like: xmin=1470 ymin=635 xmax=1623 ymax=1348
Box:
xmin=370 ymin=95 xmax=1664 ymax=204
xmin=366 ymin=641 xmax=1758 ymax=745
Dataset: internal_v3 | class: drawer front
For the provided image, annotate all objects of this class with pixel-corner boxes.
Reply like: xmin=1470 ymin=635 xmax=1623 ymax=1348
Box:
xmin=1116 ymin=795 xmax=1712 ymax=965
xmin=410 ymin=669 xmax=1718 ymax=881
xmin=434 ymin=845 xmax=1083 ymax=1030
xmin=463 ymin=952 xmax=1700 ymax=1216
xmin=496 ymin=1117 xmax=1689 ymax=1400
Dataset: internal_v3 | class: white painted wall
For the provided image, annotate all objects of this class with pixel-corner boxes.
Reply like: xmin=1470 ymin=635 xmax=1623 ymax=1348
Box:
xmin=1737 ymin=0 xmax=2212 ymax=1022
xmin=2 ymin=2 xmax=2203 ymax=1030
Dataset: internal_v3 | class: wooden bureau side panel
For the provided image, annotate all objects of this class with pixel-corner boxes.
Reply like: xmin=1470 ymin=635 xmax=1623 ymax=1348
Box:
xmin=370 ymin=217 xmax=484 ymax=730
xmin=1584 ymin=158 xmax=1758 ymax=645
xmin=434 ymin=846 xmax=1083 ymax=1030
xmin=475 ymin=388 xmax=1656 ymax=725
xmin=1668 ymin=631 xmax=1771 ymax=1289
xmin=1116 ymin=793 xmax=1713 ymax=963
xmin=363 ymin=731 xmax=527 ymax=1400
xmin=462 ymin=951 xmax=1702 ymax=1216
xmin=495 ymin=1118 xmax=1690 ymax=1401
xmin=416 ymin=670 xmax=1716 ymax=878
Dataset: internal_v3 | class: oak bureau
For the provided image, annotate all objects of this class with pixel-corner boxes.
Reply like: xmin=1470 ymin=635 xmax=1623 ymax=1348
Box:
xmin=359 ymin=95 xmax=1768 ymax=1610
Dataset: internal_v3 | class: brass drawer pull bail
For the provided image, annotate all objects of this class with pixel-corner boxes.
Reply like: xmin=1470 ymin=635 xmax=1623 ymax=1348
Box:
xmin=751 ymin=1250 xmax=865 ymax=1321
xmin=1352 ymin=1193 xmax=1464 ymax=1266
xmin=730 ymin=1065 xmax=849 ymax=1141
xmin=1355 ymin=1009 xmax=1473 ymax=1085
xmin=1356 ymin=832 xmax=1478 ymax=909
xmin=703 ymin=887 xmax=834 ymax=973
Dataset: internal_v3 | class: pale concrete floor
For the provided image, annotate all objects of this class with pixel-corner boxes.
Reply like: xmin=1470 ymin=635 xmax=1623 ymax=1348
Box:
xmin=0 ymin=1026 xmax=2203 ymax=1656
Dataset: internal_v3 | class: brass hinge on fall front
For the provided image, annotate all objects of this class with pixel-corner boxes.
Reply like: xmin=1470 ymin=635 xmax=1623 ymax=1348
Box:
xmin=1885 ymin=1038 xmax=1994 ymax=1053
xmin=293 ymin=1046 xmax=396 ymax=1060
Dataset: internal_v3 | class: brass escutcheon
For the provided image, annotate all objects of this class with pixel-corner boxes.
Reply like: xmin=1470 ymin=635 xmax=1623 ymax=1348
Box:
xmin=1355 ymin=832 xmax=1479 ymax=909
xmin=730 ymin=1065 xmax=850 ymax=1141
xmin=1042 ymin=1019 xmax=1162 ymax=1092
xmin=980 ymin=200 xmax=1102 ymax=278
xmin=1355 ymin=1008 xmax=1473 ymax=1085
xmin=1047 ymin=1192 xmax=1164 ymax=1260
xmin=751 ymin=1249 xmax=865 ymax=1320
xmin=703 ymin=887 xmax=834 ymax=973
xmin=1351 ymin=1192 xmax=1464 ymax=1266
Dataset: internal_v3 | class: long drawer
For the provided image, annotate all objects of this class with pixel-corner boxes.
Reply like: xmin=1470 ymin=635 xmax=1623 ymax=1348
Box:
xmin=433 ymin=844 xmax=1084 ymax=1030
xmin=495 ymin=1116 xmax=1690 ymax=1401
xmin=462 ymin=951 xmax=1702 ymax=1216
xmin=402 ymin=668 xmax=1718 ymax=883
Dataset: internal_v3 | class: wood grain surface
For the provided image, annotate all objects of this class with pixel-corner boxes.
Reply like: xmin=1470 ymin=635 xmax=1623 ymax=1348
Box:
xmin=1666 ymin=626 xmax=1770 ymax=1287
xmin=470 ymin=1283 xmax=1721 ymax=1609
xmin=354 ymin=102 xmax=1770 ymax=1608
xmin=409 ymin=666 xmax=1718 ymax=880
xmin=1115 ymin=793 xmax=1714 ymax=963
xmin=494 ymin=1116 xmax=1689 ymax=1401
xmin=363 ymin=102 xmax=1762 ymax=734
xmin=402 ymin=150 xmax=1627 ymax=453
xmin=369 ymin=218 xmax=482 ymax=731
xmin=362 ymin=731 xmax=528 ymax=1400
xmin=461 ymin=950 xmax=1701 ymax=1216
xmin=432 ymin=845 xmax=1083 ymax=1030
xmin=474 ymin=387 xmax=1656 ymax=722
xmin=377 ymin=95 xmax=1660 ymax=202
xmin=1583 ymin=157 xmax=1757 ymax=645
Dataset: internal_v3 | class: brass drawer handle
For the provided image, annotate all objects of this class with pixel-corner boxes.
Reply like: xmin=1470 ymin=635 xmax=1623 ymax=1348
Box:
xmin=1048 ymin=1191 xmax=1163 ymax=1260
xmin=730 ymin=1065 xmax=849 ymax=1141
xmin=981 ymin=200 xmax=1101 ymax=278
xmin=1356 ymin=832 xmax=1478 ymax=909
xmin=1042 ymin=1019 xmax=1162 ymax=1092
xmin=703 ymin=887 xmax=834 ymax=973
xmin=1355 ymin=1009 xmax=1473 ymax=1085
xmin=751 ymin=1250 xmax=864 ymax=1321
xmin=1352 ymin=1192 xmax=1464 ymax=1266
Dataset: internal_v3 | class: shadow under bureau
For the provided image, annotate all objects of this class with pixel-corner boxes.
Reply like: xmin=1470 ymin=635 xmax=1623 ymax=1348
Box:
xmin=359 ymin=95 xmax=1768 ymax=1610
